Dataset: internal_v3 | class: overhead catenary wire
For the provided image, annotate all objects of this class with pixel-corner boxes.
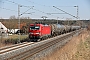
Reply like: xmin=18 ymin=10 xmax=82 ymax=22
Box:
xmin=26 ymin=0 xmax=51 ymax=7
xmin=0 ymin=7 xmax=18 ymax=12
xmin=5 ymin=0 xmax=46 ymax=15
xmin=26 ymin=0 xmax=79 ymax=19
xmin=25 ymin=0 xmax=60 ymax=13
xmin=4 ymin=0 xmax=60 ymax=19
xmin=25 ymin=0 xmax=61 ymax=18
xmin=20 ymin=6 xmax=34 ymax=16
xmin=0 ymin=0 xmax=17 ymax=12
xmin=0 ymin=4 xmax=38 ymax=20
xmin=53 ymin=6 xmax=77 ymax=19
xmin=0 ymin=1 xmax=5 ymax=4
xmin=0 ymin=6 xmax=33 ymax=14
xmin=5 ymin=0 xmax=34 ymax=8
xmin=5 ymin=0 xmax=18 ymax=5
xmin=0 ymin=0 xmax=34 ymax=15
xmin=6 ymin=0 xmax=57 ymax=15
xmin=32 ymin=8 xmax=59 ymax=18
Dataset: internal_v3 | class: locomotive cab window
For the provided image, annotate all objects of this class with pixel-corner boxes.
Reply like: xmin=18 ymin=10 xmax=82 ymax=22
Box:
xmin=30 ymin=26 xmax=40 ymax=30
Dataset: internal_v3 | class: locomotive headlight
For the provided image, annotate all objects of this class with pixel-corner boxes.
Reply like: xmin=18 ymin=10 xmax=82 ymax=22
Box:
xmin=29 ymin=32 xmax=33 ymax=34
xmin=29 ymin=32 xmax=40 ymax=34
xmin=36 ymin=33 xmax=40 ymax=34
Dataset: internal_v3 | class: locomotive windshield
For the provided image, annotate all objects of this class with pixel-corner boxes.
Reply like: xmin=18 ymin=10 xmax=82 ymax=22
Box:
xmin=30 ymin=26 xmax=40 ymax=30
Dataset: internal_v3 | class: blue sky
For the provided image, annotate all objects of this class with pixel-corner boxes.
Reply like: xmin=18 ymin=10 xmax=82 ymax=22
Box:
xmin=0 ymin=0 xmax=90 ymax=20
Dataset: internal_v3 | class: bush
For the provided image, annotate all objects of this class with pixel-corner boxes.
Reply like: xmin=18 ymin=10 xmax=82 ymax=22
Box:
xmin=4 ymin=35 xmax=29 ymax=44
xmin=87 ymin=25 xmax=90 ymax=31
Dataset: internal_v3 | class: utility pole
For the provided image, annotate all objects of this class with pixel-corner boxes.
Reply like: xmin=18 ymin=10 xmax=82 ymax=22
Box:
xmin=18 ymin=5 xmax=34 ymax=43
xmin=41 ymin=16 xmax=47 ymax=20
xmin=0 ymin=26 xmax=3 ymax=47
xmin=77 ymin=6 xmax=79 ymax=19
xmin=41 ymin=16 xmax=47 ymax=24
xmin=57 ymin=17 xmax=59 ymax=24
xmin=74 ymin=6 xmax=79 ymax=19
xmin=18 ymin=5 xmax=21 ymax=43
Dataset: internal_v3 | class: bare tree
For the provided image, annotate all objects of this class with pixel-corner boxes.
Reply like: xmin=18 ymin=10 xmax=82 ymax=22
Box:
xmin=20 ymin=16 xmax=31 ymax=19
xmin=41 ymin=16 xmax=47 ymax=20
xmin=9 ymin=15 xmax=16 ymax=19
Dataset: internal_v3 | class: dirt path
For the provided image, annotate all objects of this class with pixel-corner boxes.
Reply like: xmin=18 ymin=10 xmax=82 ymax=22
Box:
xmin=41 ymin=29 xmax=89 ymax=60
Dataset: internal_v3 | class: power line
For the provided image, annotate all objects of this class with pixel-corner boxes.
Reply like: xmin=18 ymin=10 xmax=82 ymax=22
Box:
xmin=20 ymin=6 xmax=34 ymax=16
xmin=47 ymin=13 xmax=66 ymax=14
xmin=0 ymin=6 xmax=34 ymax=18
xmin=5 ymin=0 xmax=18 ymax=5
xmin=32 ymin=9 xmax=46 ymax=14
xmin=0 ymin=0 xmax=17 ymax=12
xmin=5 ymin=0 xmax=34 ymax=15
xmin=0 ymin=6 xmax=34 ymax=15
xmin=0 ymin=7 xmax=17 ymax=12
xmin=25 ymin=1 xmax=60 ymax=18
xmin=5 ymin=0 xmax=60 ymax=19
xmin=26 ymin=0 xmax=51 ymax=7
xmin=0 ymin=1 xmax=5 ymax=4
xmin=25 ymin=0 xmax=60 ymax=15
xmin=0 ymin=0 xmax=18 ymax=12
xmin=5 ymin=0 xmax=34 ymax=8
xmin=56 ymin=6 xmax=76 ymax=7
xmin=5 ymin=0 xmax=40 ymax=16
xmin=32 ymin=8 xmax=59 ymax=18
xmin=26 ymin=0 xmax=79 ymax=19
xmin=53 ymin=6 xmax=77 ymax=19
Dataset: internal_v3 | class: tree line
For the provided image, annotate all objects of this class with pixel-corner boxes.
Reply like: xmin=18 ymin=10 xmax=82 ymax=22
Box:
xmin=0 ymin=15 xmax=90 ymax=34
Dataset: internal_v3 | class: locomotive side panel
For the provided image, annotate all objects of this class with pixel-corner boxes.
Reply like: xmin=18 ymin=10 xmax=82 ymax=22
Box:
xmin=41 ymin=25 xmax=51 ymax=38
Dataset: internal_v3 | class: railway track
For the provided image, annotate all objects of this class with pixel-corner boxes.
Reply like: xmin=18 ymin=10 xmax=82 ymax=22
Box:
xmin=20 ymin=31 xmax=76 ymax=60
xmin=0 ymin=42 xmax=35 ymax=54
xmin=0 ymin=30 xmax=81 ymax=60
xmin=0 ymin=42 xmax=28 ymax=51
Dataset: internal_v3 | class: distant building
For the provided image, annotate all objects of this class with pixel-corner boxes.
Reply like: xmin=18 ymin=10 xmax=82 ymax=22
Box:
xmin=8 ymin=29 xmax=19 ymax=34
xmin=0 ymin=22 xmax=7 ymax=33
xmin=7 ymin=23 xmax=26 ymax=34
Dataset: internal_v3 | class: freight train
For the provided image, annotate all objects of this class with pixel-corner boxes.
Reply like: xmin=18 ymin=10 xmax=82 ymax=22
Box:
xmin=28 ymin=23 xmax=81 ymax=41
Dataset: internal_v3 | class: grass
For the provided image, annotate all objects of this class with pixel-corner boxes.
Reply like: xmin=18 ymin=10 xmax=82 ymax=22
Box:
xmin=72 ymin=34 xmax=90 ymax=60
xmin=9 ymin=34 xmax=28 ymax=40
xmin=2 ymin=34 xmax=28 ymax=44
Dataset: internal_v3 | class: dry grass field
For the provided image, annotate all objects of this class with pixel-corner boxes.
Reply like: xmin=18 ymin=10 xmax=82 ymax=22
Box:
xmin=71 ymin=32 xmax=90 ymax=60
xmin=40 ymin=29 xmax=90 ymax=60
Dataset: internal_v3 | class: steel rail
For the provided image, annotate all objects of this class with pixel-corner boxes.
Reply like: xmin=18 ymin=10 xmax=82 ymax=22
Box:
xmin=0 ymin=42 xmax=35 ymax=54
xmin=0 ymin=42 xmax=27 ymax=50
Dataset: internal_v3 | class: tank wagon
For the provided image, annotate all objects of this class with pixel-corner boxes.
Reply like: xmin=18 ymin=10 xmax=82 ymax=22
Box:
xmin=49 ymin=24 xmax=70 ymax=36
xmin=29 ymin=23 xmax=81 ymax=41
xmin=71 ymin=26 xmax=81 ymax=31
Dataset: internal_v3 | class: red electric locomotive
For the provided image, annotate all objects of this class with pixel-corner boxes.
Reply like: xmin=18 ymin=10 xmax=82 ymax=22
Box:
xmin=29 ymin=24 xmax=51 ymax=41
